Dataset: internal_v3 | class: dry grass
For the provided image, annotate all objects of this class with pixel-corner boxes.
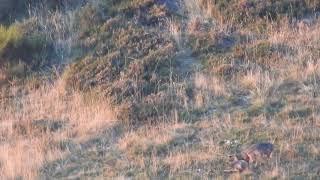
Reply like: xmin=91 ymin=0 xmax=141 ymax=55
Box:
xmin=163 ymin=149 xmax=215 ymax=174
xmin=193 ymin=72 xmax=228 ymax=108
xmin=168 ymin=19 xmax=182 ymax=48
xmin=108 ymin=15 xmax=320 ymax=179
xmin=1 ymin=1 xmax=320 ymax=179
xmin=183 ymin=0 xmax=216 ymax=20
xmin=0 ymin=77 xmax=115 ymax=179
xmin=194 ymin=72 xmax=227 ymax=97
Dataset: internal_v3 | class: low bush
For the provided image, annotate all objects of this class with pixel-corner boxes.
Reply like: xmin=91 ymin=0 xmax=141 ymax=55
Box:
xmin=62 ymin=7 xmax=181 ymax=124
xmin=0 ymin=21 xmax=57 ymax=81
xmin=0 ymin=25 xmax=22 ymax=55
xmin=0 ymin=23 xmax=54 ymax=67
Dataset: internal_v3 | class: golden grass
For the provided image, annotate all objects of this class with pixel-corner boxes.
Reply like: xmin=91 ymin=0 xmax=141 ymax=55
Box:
xmin=0 ymin=78 xmax=115 ymax=179
xmin=193 ymin=73 xmax=229 ymax=108
xmin=164 ymin=149 xmax=214 ymax=173
xmin=118 ymin=123 xmax=187 ymax=156
xmin=168 ymin=19 xmax=182 ymax=48
xmin=113 ymin=106 xmax=319 ymax=178
xmin=1 ymin=1 xmax=320 ymax=179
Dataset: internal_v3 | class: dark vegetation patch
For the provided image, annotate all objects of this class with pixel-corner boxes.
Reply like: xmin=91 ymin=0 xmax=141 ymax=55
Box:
xmin=61 ymin=1 xmax=182 ymax=124
xmin=288 ymin=108 xmax=313 ymax=119
xmin=12 ymin=119 xmax=66 ymax=137
xmin=212 ymin=0 xmax=320 ymax=24
xmin=0 ymin=22 xmax=54 ymax=65
xmin=0 ymin=0 xmax=86 ymax=25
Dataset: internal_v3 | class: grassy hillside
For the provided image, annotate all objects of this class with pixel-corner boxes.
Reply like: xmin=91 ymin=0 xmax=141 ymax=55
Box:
xmin=0 ymin=0 xmax=319 ymax=179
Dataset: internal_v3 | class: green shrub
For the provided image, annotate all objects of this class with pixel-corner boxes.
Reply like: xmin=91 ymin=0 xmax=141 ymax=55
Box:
xmin=0 ymin=25 xmax=22 ymax=53
xmin=0 ymin=20 xmax=56 ymax=72
xmin=62 ymin=12 xmax=179 ymax=124
xmin=1 ymin=34 xmax=52 ymax=67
